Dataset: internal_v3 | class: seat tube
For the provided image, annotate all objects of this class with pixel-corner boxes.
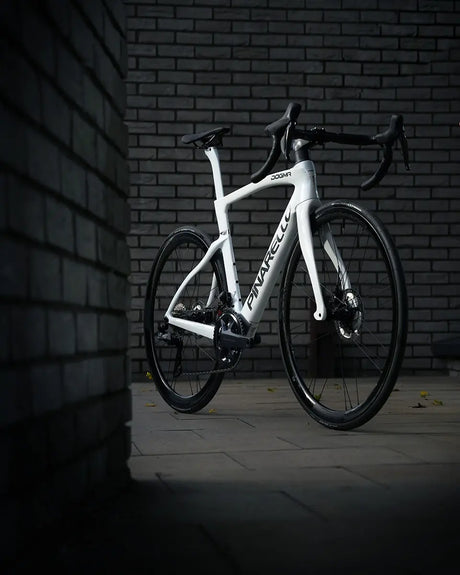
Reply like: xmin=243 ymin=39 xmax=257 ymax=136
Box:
xmin=205 ymin=147 xmax=225 ymax=200
xmin=205 ymin=147 xmax=243 ymax=311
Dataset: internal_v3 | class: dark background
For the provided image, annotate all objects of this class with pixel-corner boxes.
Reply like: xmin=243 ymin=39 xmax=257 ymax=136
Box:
xmin=125 ymin=0 xmax=460 ymax=380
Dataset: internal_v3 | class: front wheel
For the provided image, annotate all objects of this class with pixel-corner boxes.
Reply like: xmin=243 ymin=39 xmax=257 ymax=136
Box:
xmin=279 ymin=202 xmax=407 ymax=430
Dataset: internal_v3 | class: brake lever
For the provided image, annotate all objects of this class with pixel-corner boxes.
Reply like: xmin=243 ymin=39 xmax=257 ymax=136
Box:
xmin=281 ymin=121 xmax=297 ymax=161
xmin=399 ymin=130 xmax=410 ymax=171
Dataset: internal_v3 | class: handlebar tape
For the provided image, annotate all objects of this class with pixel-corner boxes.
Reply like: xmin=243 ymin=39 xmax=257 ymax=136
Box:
xmin=361 ymin=115 xmax=406 ymax=190
xmin=361 ymin=149 xmax=393 ymax=191
xmin=251 ymin=136 xmax=282 ymax=183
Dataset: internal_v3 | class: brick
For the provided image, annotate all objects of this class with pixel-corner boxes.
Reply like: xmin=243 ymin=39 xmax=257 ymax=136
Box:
xmin=76 ymin=214 xmax=97 ymax=260
xmin=0 ymin=238 xmax=28 ymax=299
xmin=62 ymin=359 xmax=88 ymax=404
xmin=87 ymin=357 xmax=106 ymax=397
xmin=88 ymin=268 xmax=108 ymax=308
xmin=30 ymin=247 xmax=61 ymax=301
xmin=116 ymin=239 xmax=131 ymax=276
xmin=62 ymin=258 xmax=87 ymax=306
xmin=87 ymin=172 xmax=107 ymax=220
xmin=7 ymin=177 xmax=45 ymax=242
xmin=20 ymin=5 xmax=55 ymax=77
xmin=41 ymin=80 xmax=71 ymax=145
xmin=46 ymin=196 xmax=74 ymax=253
xmin=83 ymin=75 xmax=104 ymax=130
xmin=31 ymin=363 xmax=62 ymax=415
xmin=97 ymin=134 xmax=118 ymax=183
xmin=10 ymin=305 xmax=47 ymax=361
xmin=44 ymin=0 xmax=71 ymax=36
xmin=76 ymin=401 xmax=101 ymax=450
xmin=105 ymin=354 xmax=127 ymax=392
xmin=72 ymin=111 xmax=97 ymax=168
xmin=57 ymin=43 xmax=83 ymax=104
xmin=0 ymin=367 xmax=31 ymax=428
xmin=99 ymin=313 xmax=128 ymax=351
xmin=27 ymin=128 xmax=60 ymax=193
xmin=61 ymin=154 xmax=86 ymax=207
xmin=108 ymin=272 xmax=130 ymax=310
xmin=97 ymin=227 xmax=117 ymax=268
xmin=0 ymin=46 xmax=41 ymax=123
xmin=0 ymin=106 xmax=27 ymax=175
xmin=48 ymin=310 xmax=76 ymax=356
xmin=0 ymin=305 xmax=9 ymax=362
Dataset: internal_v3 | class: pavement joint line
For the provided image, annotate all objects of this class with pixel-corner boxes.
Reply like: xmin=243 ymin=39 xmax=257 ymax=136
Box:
xmin=155 ymin=472 xmax=175 ymax=494
xmin=278 ymin=489 xmax=329 ymax=523
xmin=339 ymin=465 xmax=390 ymax=489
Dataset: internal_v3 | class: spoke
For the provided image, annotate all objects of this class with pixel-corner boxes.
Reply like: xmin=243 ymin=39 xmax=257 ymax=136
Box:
xmin=359 ymin=323 xmax=392 ymax=362
xmin=336 ymin=343 xmax=358 ymax=410
xmin=350 ymin=338 xmax=385 ymax=373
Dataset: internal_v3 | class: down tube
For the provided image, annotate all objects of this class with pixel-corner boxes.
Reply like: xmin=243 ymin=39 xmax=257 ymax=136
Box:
xmin=241 ymin=205 xmax=298 ymax=333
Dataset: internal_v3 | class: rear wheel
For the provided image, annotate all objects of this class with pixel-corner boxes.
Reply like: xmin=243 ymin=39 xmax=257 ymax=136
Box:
xmin=144 ymin=227 xmax=226 ymax=412
xmin=279 ymin=202 xmax=407 ymax=430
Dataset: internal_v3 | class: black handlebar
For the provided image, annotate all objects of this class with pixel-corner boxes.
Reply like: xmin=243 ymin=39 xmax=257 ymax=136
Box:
xmin=250 ymin=102 xmax=410 ymax=189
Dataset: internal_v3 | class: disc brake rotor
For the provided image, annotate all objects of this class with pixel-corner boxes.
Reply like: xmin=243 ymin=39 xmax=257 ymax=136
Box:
xmin=334 ymin=289 xmax=363 ymax=340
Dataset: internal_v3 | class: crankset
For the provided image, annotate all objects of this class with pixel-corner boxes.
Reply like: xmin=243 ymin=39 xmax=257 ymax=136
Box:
xmin=214 ymin=310 xmax=246 ymax=369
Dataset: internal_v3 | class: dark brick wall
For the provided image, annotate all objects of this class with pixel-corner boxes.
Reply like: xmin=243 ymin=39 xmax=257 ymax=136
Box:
xmin=0 ymin=0 xmax=130 ymax=563
xmin=126 ymin=0 xmax=460 ymax=379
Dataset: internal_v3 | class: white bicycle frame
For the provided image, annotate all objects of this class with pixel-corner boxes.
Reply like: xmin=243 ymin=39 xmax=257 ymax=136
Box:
xmin=165 ymin=146 xmax=350 ymax=342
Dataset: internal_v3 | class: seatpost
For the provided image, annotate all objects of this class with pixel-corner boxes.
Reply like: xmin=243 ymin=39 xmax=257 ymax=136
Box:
xmin=205 ymin=147 xmax=225 ymax=200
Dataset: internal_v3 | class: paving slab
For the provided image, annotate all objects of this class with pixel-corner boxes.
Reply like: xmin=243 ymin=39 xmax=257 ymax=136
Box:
xmin=9 ymin=376 xmax=460 ymax=574
xmin=129 ymin=376 xmax=459 ymax=574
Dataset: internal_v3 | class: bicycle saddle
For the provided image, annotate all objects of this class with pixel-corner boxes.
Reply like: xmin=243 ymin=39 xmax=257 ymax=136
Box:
xmin=182 ymin=127 xmax=230 ymax=148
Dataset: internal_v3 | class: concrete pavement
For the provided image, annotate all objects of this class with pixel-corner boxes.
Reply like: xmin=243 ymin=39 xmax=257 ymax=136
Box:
xmin=10 ymin=376 xmax=460 ymax=573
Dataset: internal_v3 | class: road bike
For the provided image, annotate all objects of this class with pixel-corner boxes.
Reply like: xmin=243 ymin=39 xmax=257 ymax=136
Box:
xmin=144 ymin=102 xmax=409 ymax=430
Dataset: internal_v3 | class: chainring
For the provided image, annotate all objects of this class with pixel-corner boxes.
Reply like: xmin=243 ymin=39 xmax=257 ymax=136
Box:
xmin=214 ymin=310 xmax=245 ymax=369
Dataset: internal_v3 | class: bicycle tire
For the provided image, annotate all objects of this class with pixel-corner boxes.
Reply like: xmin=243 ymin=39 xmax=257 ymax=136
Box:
xmin=279 ymin=201 xmax=407 ymax=430
xmin=144 ymin=226 xmax=226 ymax=412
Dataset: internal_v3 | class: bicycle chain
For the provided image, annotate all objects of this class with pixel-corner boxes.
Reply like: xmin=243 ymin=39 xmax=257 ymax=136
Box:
xmin=180 ymin=357 xmax=241 ymax=377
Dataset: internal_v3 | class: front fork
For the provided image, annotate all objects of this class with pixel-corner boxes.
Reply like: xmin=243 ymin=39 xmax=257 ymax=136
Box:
xmin=296 ymin=200 xmax=350 ymax=321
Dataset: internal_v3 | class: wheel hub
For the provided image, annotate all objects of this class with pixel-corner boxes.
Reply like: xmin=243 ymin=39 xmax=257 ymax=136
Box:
xmin=332 ymin=289 xmax=363 ymax=340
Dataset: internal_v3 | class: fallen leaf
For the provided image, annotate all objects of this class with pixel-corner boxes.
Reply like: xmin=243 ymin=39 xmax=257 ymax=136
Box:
xmin=420 ymin=391 xmax=429 ymax=399
xmin=433 ymin=399 xmax=444 ymax=406
xmin=208 ymin=408 xmax=216 ymax=414
xmin=145 ymin=402 xmax=156 ymax=407
xmin=267 ymin=387 xmax=276 ymax=392
xmin=146 ymin=371 xmax=153 ymax=380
